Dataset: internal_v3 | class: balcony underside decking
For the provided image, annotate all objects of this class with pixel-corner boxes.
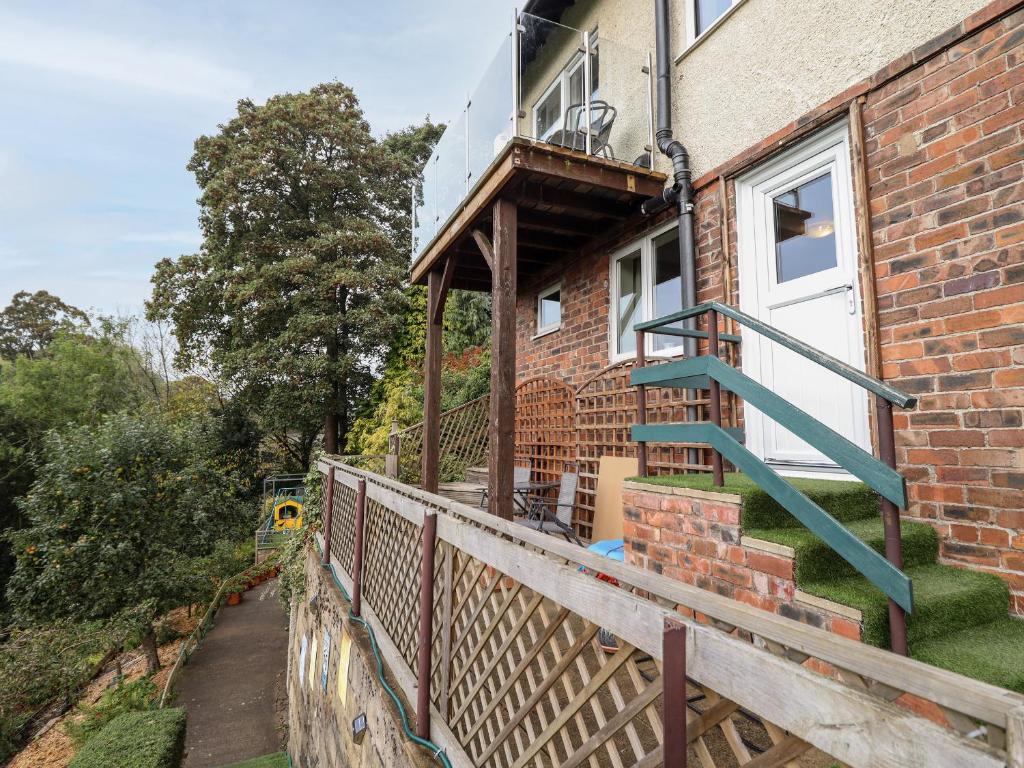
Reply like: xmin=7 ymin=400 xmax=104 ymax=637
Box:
xmin=410 ymin=137 xmax=667 ymax=291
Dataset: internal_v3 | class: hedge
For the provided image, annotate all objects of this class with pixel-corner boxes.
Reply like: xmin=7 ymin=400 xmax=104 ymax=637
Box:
xmin=69 ymin=708 xmax=186 ymax=768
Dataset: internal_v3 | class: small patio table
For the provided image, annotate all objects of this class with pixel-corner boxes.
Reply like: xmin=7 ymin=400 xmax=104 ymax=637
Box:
xmin=513 ymin=479 xmax=560 ymax=516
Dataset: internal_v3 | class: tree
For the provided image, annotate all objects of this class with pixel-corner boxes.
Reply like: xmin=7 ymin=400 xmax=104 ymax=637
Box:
xmin=149 ymin=82 xmax=443 ymax=468
xmin=6 ymin=413 xmax=250 ymax=672
xmin=0 ymin=290 xmax=88 ymax=362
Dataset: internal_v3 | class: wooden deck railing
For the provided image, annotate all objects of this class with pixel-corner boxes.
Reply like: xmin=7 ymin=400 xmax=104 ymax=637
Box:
xmin=390 ymin=394 xmax=491 ymax=485
xmin=317 ymin=457 xmax=1024 ymax=768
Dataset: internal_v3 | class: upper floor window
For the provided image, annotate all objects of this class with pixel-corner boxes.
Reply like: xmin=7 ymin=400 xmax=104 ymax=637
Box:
xmin=609 ymin=224 xmax=685 ymax=360
xmin=685 ymin=0 xmax=743 ymax=47
xmin=536 ymin=283 xmax=562 ymax=336
xmin=532 ymin=34 xmax=600 ymax=141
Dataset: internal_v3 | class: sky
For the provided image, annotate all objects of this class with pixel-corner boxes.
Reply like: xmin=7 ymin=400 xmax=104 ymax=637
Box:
xmin=0 ymin=0 xmax=518 ymax=317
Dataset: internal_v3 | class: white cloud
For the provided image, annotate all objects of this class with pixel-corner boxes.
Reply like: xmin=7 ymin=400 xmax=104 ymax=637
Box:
xmin=0 ymin=13 xmax=253 ymax=102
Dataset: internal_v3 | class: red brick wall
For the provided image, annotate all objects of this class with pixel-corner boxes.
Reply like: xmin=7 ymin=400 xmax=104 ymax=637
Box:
xmin=861 ymin=8 xmax=1024 ymax=613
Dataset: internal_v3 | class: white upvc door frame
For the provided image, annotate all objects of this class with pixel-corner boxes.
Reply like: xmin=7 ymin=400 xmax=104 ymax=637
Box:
xmin=736 ymin=119 xmax=869 ymax=479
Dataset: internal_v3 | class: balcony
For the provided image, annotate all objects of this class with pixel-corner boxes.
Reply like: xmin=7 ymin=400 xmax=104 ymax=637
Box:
xmin=410 ymin=11 xmax=666 ymax=289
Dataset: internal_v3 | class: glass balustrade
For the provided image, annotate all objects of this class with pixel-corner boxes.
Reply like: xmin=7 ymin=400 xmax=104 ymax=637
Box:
xmin=411 ymin=12 xmax=654 ymax=264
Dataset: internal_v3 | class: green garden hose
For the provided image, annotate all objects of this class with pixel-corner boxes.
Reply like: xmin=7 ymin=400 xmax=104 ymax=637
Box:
xmin=317 ymin=555 xmax=452 ymax=768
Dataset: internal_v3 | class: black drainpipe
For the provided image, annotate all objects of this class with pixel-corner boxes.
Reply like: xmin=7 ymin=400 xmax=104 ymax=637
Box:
xmin=642 ymin=0 xmax=698 ymax=356
xmin=642 ymin=0 xmax=700 ymax=467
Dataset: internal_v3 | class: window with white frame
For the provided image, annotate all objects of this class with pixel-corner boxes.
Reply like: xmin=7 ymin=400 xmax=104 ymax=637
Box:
xmin=684 ymin=0 xmax=742 ymax=47
xmin=532 ymin=35 xmax=600 ymax=141
xmin=609 ymin=225 xmax=686 ymax=360
xmin=536 ymin=283 xmax=562 ymax=335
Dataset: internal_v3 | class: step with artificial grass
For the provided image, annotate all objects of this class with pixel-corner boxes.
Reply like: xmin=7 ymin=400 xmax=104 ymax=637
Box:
xmin=912 ymin=616 xmax=1024 ymax=694
xmin=746 ymin=517 xmax=938 ymax=583
xmin=800 ymin=563 xmax=1010 ymax=648
xmin=636 ymin=472 xmax=881 ymax=529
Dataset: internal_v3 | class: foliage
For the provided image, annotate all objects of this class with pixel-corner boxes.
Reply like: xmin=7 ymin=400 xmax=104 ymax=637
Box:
xmin=0 ymin=322 xmax=155 ymax=442
xmin=149 ymin=82 xmax=444 ymax=467
xmin=277 ymin=460 xmax=322 ymax=609
xmin=5 ymin=412 xmax=252 ymax=663
xmin=65 ymin=678 xmax=157 ymax=746
xmin=0 ymin=621 xmax=112 ymax=761
xmin=0 ymin=290 xmax=88 ymax=362
xmin=68 ymin=708 xmax=186 ymax=768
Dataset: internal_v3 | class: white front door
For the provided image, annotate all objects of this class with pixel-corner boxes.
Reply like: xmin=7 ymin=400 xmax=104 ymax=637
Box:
xmin=736 ymin=121 xmax=870 ymax=476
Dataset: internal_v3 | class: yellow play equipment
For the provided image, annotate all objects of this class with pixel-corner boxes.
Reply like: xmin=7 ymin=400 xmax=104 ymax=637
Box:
xmin=273 ymin=497 xmax=304 ymax=530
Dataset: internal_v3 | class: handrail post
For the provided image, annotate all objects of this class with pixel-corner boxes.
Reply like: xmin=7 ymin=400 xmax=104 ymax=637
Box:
xmin=707 ymin=310 xmax=725 ymax=487
xmin=663 ymin=618 xmax=688 ymax=768
xmin=351 ymin=478 xmax=367 ymax=618
xmin=636 ymin=330 xmax=648 ymax=476
xmin=416 ymin=510 xmax=439 ymax=738
xmin=321 ymin=466 xmax=335 ymax=567
xmin=876 ymin=397 xmax=908 ymax=656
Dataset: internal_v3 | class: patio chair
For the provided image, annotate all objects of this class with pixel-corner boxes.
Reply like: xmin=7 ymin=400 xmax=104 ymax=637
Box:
xmin=549 ymin=101 xmax=617 ymax=160
xmin=517 ymin=464 xmax=584 ymax=546
xmin=479 ymin=460 xmax=532 ymax=510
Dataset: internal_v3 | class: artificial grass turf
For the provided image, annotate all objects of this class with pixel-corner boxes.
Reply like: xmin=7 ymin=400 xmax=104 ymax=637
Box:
xmin=800 ymin=563 xmax=1010 ymax=648
xmin=217 ymin=754 xmax=289 ymax=768
xmin=631 ymin=472 xmax=880 ymax=529
xmin=913 ymin=617 xmax=1024 ymax=694
xmin=746 ymin=518 xmax=939 ymax=583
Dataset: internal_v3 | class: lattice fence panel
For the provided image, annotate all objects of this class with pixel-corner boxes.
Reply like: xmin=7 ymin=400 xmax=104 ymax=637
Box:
xmin=328 ymin=478 xmax=358 ymax=573
xmin=574 ymin=360 xmax=710 ymax=539
xmin=359 ymin=499 xmax=423 ymax=674
xmin=515 ymin=376 xmax=576 ymax=489
xmin=399 ymin=394 xmax=491 ymax=484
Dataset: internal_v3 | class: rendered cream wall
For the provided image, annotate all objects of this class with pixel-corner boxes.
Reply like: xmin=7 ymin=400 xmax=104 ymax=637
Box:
xmin=671 ymin=0 xmax=992 ymax=177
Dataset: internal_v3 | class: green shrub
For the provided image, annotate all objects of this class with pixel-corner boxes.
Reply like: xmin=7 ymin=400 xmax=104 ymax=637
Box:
xmin=66 ymin=677 xmax=157 ymax=745
xmin=154 ymin=620 xmax=183 ymax=646
xmin=69 ymin=708 xmax=186 ymax=768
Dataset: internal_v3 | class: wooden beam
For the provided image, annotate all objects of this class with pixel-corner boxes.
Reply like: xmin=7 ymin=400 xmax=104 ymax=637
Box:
xmin=470 ymin=228 xmax=494 ymax=271
xmin=488 ymin=198 xmax=517 ymax=520
xmin=431 ymin=254 xmax=456 ymax=326
xmin=422 ymin=266 xmax=444 ymax=494
xmin=515 ymin=183 xmax=635 ymax=219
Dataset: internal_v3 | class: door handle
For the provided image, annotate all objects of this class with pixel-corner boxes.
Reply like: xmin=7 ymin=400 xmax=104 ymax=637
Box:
xmin=845 ymin=283 xmax=856 ymax=315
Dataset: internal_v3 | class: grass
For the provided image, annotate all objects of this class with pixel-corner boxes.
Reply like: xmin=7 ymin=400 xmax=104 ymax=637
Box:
xmin=913 ymin=617 xmax=1024 ymax=694
xmin=631 ymin=472 xmax=880 ymax=529
xmin=217 ymin=754 xmax=289 ymax=768
xmin=800 ymin=563 xmax=1010 ymax=648
xmin=68 ymin=709 xmax=186 ymax=768
xmin=746 ymin=518 xmax=939 ymax=583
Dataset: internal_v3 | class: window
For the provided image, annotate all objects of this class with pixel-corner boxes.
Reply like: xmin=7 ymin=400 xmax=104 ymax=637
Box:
xmin=772 ymin=172 xmax=837 ymax=282
xmin=532 ymin=34 xmax=600 ymax=141
xmin=685 ymin=0 xmax=743 ymax=47
xmin=610 ymin=224 xmax=685 ymax=360
xmin=536 ymin=283 xmax=562 ymax=336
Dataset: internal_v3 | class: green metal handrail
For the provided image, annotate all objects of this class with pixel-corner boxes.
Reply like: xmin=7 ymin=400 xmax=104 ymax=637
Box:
xmin=634 ymin=300 xmax=916 ymax=408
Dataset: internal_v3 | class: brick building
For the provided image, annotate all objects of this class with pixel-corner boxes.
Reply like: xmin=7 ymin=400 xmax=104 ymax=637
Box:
xmin=408 ymin=0 xmax=1024 ymax=665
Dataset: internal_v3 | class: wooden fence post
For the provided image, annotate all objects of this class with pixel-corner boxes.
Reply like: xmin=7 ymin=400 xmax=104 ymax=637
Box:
xmin=1008 ymin=705 xmax=1024 ymax=768
xmin=386 ymin=420 xmax=401 ymax=478
xmin=707 ymin=310 xmax=725 ymax=487
xmin=663 ymin=618 xmax=688 ymax=768
xmin=416 ymin=510 xmax=439 ymax=738
xmin=876 ymin=397 xmax=908 ymax=656
xmin=321 ymin=466 xmax=335 ymax=567
xmin=351 ymin=478 xmax=367 ymax=617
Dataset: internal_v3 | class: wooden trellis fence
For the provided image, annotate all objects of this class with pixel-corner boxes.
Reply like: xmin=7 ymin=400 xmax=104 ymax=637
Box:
xmin=316 ymin=457 xmax=1024 ymax=768
xmin=392 ymin=394 xmax=491 ymax=485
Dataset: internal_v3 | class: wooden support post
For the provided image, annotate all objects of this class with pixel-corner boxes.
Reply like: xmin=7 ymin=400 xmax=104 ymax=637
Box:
xmin=1008 ymin=705 xmax=1024 ymax=768
xmin=876 ymin=397 xmax=908 ymax=656
xmin=351 ymin=478 xmax=366 ymax=617
xmin=422 ymin=267 xmax=444 ymax=494
xmin=663 ymin=618 xmax=688 ymax=768
xmin=488 ymin=198 xmax=517 ymax=520
xmin=321 ymin=466 xmax=336 ymax=566
xmin=416 ymin=511 xmax=438 ymax=739
xmin=708 ymin=310 xmax=725 ymax=488
xmin=635 ymin=330 xmax=648 ymax=477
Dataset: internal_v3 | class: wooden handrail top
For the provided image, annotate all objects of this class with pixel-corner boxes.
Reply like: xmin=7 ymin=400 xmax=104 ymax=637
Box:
xmin=633 ymin=300 xmax=916 ymax=408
